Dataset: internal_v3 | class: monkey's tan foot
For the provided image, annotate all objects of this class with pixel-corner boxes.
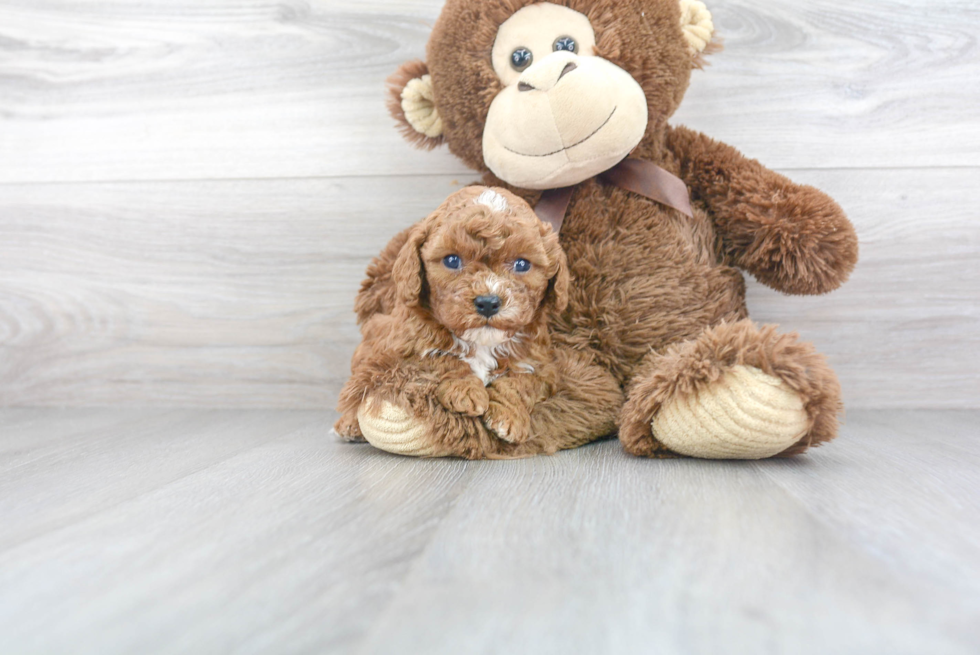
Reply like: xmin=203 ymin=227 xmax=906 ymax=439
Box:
xmin=652 ymin=365 xmax=808 ymax=460
xmin=356 ymin=398 xmax=449 ymax=457
xmin=619 ymin=320 xmax=842 ymax=459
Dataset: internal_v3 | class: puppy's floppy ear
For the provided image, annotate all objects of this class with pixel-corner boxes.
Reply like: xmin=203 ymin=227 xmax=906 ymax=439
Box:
xmin=387 ymin=60 xmax=445 ymax=150
xmin=392 ymin=220 xmax=430 ymax=307
xmin=540 ymin=224 xmax=570 ymax=315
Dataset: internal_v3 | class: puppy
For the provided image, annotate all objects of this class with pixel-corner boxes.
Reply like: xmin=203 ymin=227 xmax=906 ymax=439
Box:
xmin=335 ymin=186 xmax=569 ymax=447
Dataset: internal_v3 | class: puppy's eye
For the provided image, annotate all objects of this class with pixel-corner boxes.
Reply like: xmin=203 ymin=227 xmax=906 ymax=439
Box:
xmin=511 ymin=47 xmax=533 ymax=71
xmin=553 ymin=37 xmax=577 ymax=53
xmin=513 ymin=259 xmax=532 ymax=273
xmin=443 ymin=254 xmax=462 ymax=270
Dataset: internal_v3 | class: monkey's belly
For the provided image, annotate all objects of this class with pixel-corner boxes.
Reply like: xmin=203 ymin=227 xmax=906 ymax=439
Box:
xmin=555 ymin=237 xmax=747 ymax=380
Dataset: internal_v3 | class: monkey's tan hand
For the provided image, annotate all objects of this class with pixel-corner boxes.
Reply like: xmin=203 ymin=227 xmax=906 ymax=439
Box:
xmin=436 ymin=377 xmax=490 ymax=417
xmin=482 ymin=396 xmax=532 ymax=444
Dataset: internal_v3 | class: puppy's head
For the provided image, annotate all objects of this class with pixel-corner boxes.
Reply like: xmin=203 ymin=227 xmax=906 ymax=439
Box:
xmin=392 ymin=186 xmax=568 ymax=340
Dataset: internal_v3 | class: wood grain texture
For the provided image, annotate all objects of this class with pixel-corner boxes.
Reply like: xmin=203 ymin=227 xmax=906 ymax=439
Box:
xmin=0 ymin=175 xmax=461 ymax=407
xmin=0 ymin=410 xmax=321 ymax=550
xmin=1 ymin=0 xmax=978 ymax=408
xmin=0 ymin=0 xmax=977 ymax=184
xmin=1 ymin=169 xmax=977 ymax=408
xmin=0 ymin=409 xmax=977 ymax=654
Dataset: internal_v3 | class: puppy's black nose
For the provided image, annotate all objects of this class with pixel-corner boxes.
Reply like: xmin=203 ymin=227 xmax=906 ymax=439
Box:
xmin=474 ymin=295 xmax=502 ymax=318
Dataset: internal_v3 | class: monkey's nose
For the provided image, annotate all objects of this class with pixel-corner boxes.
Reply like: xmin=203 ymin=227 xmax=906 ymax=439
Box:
xmin=518 ymin=63 xmax=576 ymax=92
xmin=474 ymin=295 xmax=502 ymax=318
xmin=517 ymin=51 xmax=578 ymax=92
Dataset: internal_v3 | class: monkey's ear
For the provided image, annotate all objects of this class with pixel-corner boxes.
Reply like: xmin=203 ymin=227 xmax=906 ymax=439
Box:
xmin=679 ymin=1 xmax=718 ymax=62
xmin=387 ymin=60 xmax=445 ymax=150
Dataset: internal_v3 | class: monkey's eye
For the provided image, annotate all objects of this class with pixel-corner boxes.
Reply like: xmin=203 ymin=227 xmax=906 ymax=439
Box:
xmin=510 ymin=48 xmax=533 ymax=71
xmin=553 ymin=36 xmax=577 ymax=53
xmin=443 ymin=254 xmax=462 ymax=270
xmin=513 ymin=259 xmax=532 ymax=273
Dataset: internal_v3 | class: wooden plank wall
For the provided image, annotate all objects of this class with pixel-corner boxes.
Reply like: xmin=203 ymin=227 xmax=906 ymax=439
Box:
xmin=0 ymin=0 xmax=977 ymax=408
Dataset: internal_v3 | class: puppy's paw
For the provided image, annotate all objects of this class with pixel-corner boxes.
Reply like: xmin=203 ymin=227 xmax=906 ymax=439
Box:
xmin=333 ymin=412 xmax=365 ymax=442
xmin=436 ymin=378 xmax=490 ymax=416
xmin=483 ymin=402 xmax=531 ymax=444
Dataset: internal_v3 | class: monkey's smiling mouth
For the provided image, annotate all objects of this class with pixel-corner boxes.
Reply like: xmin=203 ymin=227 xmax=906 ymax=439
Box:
xmin=503 ymin=106 xmax=618 ymax=158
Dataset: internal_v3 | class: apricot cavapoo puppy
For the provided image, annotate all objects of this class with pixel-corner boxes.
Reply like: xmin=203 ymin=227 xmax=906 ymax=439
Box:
xmin=335 ymin=186 xmax=569 ymax=454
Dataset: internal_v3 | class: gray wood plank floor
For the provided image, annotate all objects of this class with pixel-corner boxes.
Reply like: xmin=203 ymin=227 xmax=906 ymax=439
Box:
xmin=1 ymin=410 xmax=977 ymax=654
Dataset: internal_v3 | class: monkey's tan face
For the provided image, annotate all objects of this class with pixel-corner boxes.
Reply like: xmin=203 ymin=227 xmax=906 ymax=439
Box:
xmin=483 ymin=3 xmax=649 ymax=190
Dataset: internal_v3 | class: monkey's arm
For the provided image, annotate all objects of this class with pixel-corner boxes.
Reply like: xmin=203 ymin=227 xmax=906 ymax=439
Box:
xmin=666 ymin=125 xmax=858 ymax=295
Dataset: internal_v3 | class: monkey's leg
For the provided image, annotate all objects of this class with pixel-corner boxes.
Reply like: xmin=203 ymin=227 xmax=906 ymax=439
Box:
xmin=357 ymin=348 xmax=622 ymax=459
xmin=619 ymin=319 xmax=841 ymax=460
xmin=351 ymin=358 xmax=500 ymax=459
xmin=356 ymin=395 xmax=493 ymax=459
xmin=516 ymin=347 xmax=623 ymax=455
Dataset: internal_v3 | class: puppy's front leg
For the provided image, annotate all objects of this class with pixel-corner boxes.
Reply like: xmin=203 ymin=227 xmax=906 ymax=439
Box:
xmin=334 ymin=408 xmax=365 ymax=442
xmin=334 ymin=371 xmax=370 ymax=442
xmin=483 ymin=373 xmax=551 ymax=444
xmin=435 ymin=366 xmax=490 ymax=417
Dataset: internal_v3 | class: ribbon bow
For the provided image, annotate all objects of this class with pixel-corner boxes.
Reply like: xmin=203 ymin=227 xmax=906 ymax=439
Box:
xmin=534 ymin=158 xmax=694 ymax=233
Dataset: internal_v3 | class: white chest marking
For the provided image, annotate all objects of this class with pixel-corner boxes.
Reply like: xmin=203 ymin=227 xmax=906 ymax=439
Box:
xmin=462 ymin=344 xmax=499 ymax=385
xmin=453 ymin=326 xmax=517 ymax=386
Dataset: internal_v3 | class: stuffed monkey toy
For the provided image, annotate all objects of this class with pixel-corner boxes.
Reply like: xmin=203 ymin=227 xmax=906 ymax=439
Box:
xmin=346 ymin=0 xmax=858 ymax=460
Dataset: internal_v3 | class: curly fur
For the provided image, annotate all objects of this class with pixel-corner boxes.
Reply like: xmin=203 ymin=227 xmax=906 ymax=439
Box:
xmin=337 ymin=187 xmax=622 ymax=458
xmin=386 ymin=60 xmax=445 ymax=151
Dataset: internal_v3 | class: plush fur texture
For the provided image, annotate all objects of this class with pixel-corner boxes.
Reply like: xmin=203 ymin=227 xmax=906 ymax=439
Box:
xmin=618 ymin=320 xmax=842 ymax=458
xmin=387 ymin=59 xmax=445 ymax=151
xmin=336 ymin=186 xmax=622 ymax=458
xmin=368 ymin=0 xmax=858 ymax=459
xmin=391 ymin=0 xmax=696 ymax=174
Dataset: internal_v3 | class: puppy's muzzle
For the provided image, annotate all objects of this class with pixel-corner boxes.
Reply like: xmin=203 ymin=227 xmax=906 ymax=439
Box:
xmin=474 ymin=295 xmax=502 ymax=318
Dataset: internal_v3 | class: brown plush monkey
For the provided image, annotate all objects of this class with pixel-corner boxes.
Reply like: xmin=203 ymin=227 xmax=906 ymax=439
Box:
xmin=350 ymin=0 xmax=858 ymax=460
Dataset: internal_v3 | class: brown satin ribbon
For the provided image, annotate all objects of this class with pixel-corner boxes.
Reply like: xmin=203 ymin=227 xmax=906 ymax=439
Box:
xmin=534 ymin=158 xmax=693 ymax=232
xmin=535 ymin=186 xmax=576 ymax=233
